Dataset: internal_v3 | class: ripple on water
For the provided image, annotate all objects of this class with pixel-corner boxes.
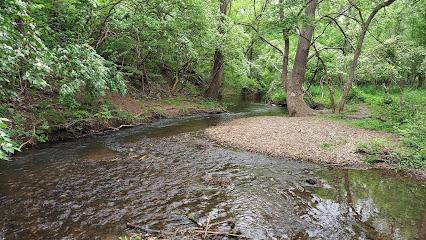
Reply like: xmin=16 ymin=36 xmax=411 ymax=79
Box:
xmin=0 ymin=106 xmax=425 ymax=240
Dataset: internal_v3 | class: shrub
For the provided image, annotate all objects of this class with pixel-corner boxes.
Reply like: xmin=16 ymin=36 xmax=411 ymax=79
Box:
xmin=0 ymin=0 xmax=50 ymax=100
xmin=0 ymin=118 xmax=20 ymax=161
xmin=347 ymin=86 xmax=366 ymax=103
xmin=269 ymin=89 xmax=286 ymax=104
xmin=356 ymin=138 xmax=398 ymax=164
xmin=53 ymin=44 xmax=127 ymax=108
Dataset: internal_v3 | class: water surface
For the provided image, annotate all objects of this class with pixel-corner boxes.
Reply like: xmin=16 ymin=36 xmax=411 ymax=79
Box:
xmin=0 ymin=103 xmax=425 ymax=240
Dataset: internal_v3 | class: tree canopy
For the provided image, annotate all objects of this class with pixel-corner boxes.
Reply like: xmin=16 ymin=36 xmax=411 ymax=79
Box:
xmin=1 ymin=0 xmax=425 ymax=160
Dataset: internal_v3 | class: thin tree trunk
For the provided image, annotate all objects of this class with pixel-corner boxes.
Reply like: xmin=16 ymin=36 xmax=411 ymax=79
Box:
xmin=287 ymin=0 xmax=316 ymax=117
xmin=281 ymin=33 xmax=290 ymax=92
xmin=317 ymin=55 xmax=335 ymax=111
xmin=309 ymin=51 xmax=333 ymax=108
xmin=171 ymin=70 xmax=179 ymax=93
xmin=279 ymin=0 xmax=290 ymax=92
xmin=337 ymin=27 xmax=366 ymax=113
xmin=205 ymin=0 xmax=227 ymax=99
xmin=417 ymin=75 xmax=425 ymax=89
xmin=142 ymin=63 xmax=148 ymax=93
xmin=140 ymin=62 xmax=148 ymax=94
xmin=337 ymin=0 xmax=397 ymax=113
xmin=140 ymin=69 xmax=145 ymax=94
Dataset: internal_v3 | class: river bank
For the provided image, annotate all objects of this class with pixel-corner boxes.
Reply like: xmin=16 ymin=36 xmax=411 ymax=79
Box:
xmin=205 ymin=115 xmax=426 ymax=180
xmin=1 ymin=93 xmax=225 ymax=153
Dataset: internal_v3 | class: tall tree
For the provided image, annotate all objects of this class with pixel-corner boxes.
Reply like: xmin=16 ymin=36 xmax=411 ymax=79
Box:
xmin=279 ymin=0 xmax=290 ymax=92
xmin=286 ymin=0 xmax=317 ymax=116
xmin=205 ymin=0 xmax=228 ymax=99
xmin=337 ymin=0 xmax=397 ymax=113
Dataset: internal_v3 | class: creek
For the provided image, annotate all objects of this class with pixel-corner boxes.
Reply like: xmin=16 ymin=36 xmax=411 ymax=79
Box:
xmin=0 ymin=102 xmax=425 ymax=239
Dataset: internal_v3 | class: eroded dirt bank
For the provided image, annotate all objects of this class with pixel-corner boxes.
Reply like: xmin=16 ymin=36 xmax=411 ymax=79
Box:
xmin=205 ymin=116 xmax=395 ymax=167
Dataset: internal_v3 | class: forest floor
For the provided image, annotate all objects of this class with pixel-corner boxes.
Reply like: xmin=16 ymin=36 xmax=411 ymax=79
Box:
xmin=205 ymin=114 xmax=426 ymax=180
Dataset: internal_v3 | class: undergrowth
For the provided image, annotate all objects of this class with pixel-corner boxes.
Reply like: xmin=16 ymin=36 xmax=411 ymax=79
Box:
xmin=315 ymin=85 xmax=425 ymax=169
xmin=1 ymin=94 xmax=224 ymax=160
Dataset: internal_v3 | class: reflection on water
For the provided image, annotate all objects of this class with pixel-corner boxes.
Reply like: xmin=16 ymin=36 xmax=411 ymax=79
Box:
xmin=82 ymin=145 xmax=119 ymax=161
xmin=312 ymin=169 xmax=426 ymax=240
xmin=0 ymin=103 xmax=425 ymax=240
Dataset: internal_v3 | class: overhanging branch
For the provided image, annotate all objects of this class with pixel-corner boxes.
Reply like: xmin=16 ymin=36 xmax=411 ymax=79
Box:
xmin=237 ymin=22 xmax=283 ymax=55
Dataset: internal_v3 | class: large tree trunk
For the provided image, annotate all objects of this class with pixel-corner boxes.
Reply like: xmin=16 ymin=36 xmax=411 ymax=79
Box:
xmin=205 ymin=50 xmax=224 ymax=99
xmin=205 ymin=0 xmax=227 ymax=99
xmin=286 ymin=0 xmax=316 ymax=117
xmin=337 ymin=0 xmax=397 ymax=113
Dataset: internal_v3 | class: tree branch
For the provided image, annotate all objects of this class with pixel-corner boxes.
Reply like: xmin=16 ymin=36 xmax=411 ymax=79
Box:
xmin=237 ymin=22 xmax=283 ymax=55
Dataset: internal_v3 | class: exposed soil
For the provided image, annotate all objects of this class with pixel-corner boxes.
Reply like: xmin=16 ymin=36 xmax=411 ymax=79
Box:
xmin=104 ymin=93 xmax=143 ymax=115
xmin=205 ymin=116 xmax=396 ymax=167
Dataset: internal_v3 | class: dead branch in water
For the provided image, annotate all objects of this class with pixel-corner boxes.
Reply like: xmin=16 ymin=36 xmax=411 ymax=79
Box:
xmin=125 ymin=216 xmax=245 ymax=239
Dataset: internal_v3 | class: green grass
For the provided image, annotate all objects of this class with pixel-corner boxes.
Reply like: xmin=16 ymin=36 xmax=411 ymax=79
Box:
xmin=142 ymin=97 xmax=224 ymax=116
xmin=320 ymin=143 xmax=333 ymax=150
xmin=356 ymin=138 xmax=393 ymax=164
xmin=312 ymin=85 xmax=426 ymax=169
xmin=163 ymin=97 xmax=184 ymax=107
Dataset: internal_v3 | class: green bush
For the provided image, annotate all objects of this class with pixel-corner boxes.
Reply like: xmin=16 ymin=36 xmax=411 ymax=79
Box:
xmin=54 ymin=45 xmax=127 ymax=108
xmin=350 ymin=87 xmax=426 ymax=168
xmin=347 ymin=86 xmax=366 ymax=103
xmin=0 ymin=118 xmax=20 ymax=161
xmin=356 ymin=138 xmax=389 ymax=163
xmin=269 ymin=88 xmax=286 ymax=103
xmin=0 ymin=0 xmax=50 ymax=100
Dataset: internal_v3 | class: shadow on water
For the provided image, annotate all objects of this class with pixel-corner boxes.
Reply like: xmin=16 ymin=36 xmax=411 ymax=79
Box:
xmin=0 ymin=102 xmax=425 ymax=239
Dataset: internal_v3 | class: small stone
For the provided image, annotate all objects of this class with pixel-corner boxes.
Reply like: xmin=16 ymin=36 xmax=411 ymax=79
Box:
xmin=306 ymin=178 xmax=317 ymax=185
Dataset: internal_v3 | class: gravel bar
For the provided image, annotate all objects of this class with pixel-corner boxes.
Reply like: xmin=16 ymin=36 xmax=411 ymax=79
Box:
xmin=205 ymin=116 xmax=394 ymax=166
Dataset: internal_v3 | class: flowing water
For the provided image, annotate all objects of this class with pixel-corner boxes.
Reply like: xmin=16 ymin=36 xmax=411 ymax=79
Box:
xmin=0 ymin=102 xmax=425 ymax=240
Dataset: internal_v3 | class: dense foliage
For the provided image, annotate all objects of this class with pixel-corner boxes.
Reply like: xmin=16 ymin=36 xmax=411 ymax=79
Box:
xmin=0 ymin=0 xmax=425 ymax=165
